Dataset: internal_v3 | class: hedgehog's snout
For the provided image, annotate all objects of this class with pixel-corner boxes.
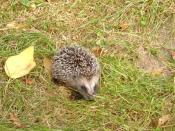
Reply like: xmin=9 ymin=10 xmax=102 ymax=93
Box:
xmin=77 ymin=81 xmax=99 ymax=100
xmin=77 ymin=75 xmax=100 ymax=100
xmin=82 ymin=91 xmax=96 ymax=101
xmin=85 ymin=95 xmax=96 ymax=101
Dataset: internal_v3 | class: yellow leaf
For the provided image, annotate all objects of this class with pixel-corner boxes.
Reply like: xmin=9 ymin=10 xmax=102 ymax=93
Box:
xmin=4 ymin=46 xmax=36 ymax=79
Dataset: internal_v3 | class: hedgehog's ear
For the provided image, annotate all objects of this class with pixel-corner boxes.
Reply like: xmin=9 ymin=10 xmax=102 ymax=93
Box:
xmin=52 ymin=77 xmax=65 ymax=86
xmin=52 ymin=78 xmax=58 ymax=84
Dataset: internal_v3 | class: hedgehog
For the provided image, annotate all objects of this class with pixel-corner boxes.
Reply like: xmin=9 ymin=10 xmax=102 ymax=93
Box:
xmin=52 ymin=45 xmax=101 ymax=100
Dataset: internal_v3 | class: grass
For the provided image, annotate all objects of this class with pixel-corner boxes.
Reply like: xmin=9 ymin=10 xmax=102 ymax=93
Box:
xmin=0 ymin=0 xmax=175 ymax=130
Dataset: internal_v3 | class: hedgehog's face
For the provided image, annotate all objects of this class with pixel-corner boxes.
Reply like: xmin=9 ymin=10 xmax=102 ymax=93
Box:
xmin=73 ymin=75 xmax=100 ymax=100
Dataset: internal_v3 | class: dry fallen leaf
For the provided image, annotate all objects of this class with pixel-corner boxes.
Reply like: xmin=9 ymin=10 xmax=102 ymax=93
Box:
xmin=43 ymin=57 xmax=52 ymax=75
xmin=9 ymin=113 xmax=25 ymax=128
xmin=4 ymin=46 xmax=36 ymax=79
xmin=119 ymin=21 xmax=129 ymax=31
xmin=158 ymin=114 xmax=171 ymax=127
xmin=6 ymin=21 xmax=27 ymax=30
xmin=92 ymin=47 xmax=103 ymax=56
xmin=23 ymin=77 xmax=33 ymax=85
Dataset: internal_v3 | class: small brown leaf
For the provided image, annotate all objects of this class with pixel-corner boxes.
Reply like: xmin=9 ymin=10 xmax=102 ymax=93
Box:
xmin=92 ymin=47 xmax=103 ymax=56
xmin=25 ymin=78 xmax=33 ymax=85
xmin=9 ymin=113 xmax=25 ymax=128
xmin=119 ymin=21 xmax=129 ymax=31
xmin=43 ymin=57 xmax=52 ymax=75
xmin=158 ymin=114 xmax=171 ymax=127
xmin=150 ymin=118 xmax=158 ymax=128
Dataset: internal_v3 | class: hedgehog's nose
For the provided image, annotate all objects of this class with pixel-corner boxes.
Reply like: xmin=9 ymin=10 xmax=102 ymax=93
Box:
xmin=86 ymin=94 xmax=96 ymax=101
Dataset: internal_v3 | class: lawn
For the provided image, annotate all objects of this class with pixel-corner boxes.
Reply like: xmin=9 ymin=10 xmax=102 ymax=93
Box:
xmin=0 ymin=0 xmax=175 ymax=130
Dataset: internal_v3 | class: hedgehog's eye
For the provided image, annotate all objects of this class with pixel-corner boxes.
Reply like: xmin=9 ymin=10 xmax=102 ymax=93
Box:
xmin=80 ymin=85 xmax=87 ymax=92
